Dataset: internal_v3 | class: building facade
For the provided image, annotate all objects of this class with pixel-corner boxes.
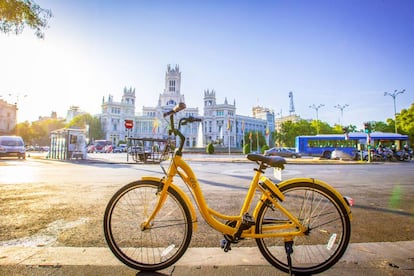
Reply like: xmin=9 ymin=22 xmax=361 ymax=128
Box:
xmin=100 ymin=64 xmax=274 ymax=149
xmin=0 ymin=99 xmax=17 ymax=135
xmin=66 ymin=106 xmax=87 ymax=123
xmin=202 ymin=90 xmax=272 ymax=148
xmin=100 ymin=65 xmax=199 ymax=147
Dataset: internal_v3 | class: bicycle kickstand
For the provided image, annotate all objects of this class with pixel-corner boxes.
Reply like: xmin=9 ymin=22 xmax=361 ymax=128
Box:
xmin=284 ymin=240 xmax=294 ymax=276
xmin=220 ymin=239 xmax=232 ymax=252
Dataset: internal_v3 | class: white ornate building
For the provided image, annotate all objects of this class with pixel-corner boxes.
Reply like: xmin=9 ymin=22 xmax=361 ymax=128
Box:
xmin=100 ymin=64 xmax=273 ymax=149
xmin=202 ymin=90 xmax=272 ymax=148
xmin=100 ymin=65 xmax=199 ymax=146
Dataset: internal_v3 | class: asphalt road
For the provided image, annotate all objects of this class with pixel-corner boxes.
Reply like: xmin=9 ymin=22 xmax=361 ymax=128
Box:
xmin=1 ymin=153 xmax=413 ymax=275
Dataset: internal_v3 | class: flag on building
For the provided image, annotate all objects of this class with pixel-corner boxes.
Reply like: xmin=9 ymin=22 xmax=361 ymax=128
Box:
xmin=249 ymin=131 xmax=252 ymax=140
xmin=152 ymin=119 xmax=159 ymax=134
xmin=227 ymin=117 xmax=231 ymax=131
xmin=265 ymin=125 xmax=270 ymax=136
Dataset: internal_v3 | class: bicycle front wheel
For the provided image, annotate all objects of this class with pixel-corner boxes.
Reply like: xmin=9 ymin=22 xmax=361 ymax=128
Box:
xmin=103 ymin=180 xmax=193 ymax=271
xmin=255 ymin=181 xmax=351 ymax=275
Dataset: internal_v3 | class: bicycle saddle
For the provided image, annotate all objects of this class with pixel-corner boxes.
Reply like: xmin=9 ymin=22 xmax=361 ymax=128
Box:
xmin=247 ymin=154 xmax=286 ymax=169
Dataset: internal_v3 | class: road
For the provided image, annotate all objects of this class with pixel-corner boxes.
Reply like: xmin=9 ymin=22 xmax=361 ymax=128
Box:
xmin=1 ymin=154 xmax=413 ymax=247
xmin=1 ymin=154 xmax=413 ymax=275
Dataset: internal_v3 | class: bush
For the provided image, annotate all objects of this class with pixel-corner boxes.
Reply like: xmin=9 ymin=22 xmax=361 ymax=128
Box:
xmin=261 ymin=144 xmax=269 ymax=154
xmin=243 ymin=144 xmax=250 ymax=154
xmin=206 ymin=143 xmax=215 ymax=154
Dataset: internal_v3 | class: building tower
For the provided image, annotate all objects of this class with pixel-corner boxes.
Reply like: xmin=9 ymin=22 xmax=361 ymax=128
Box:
xmin=121 ymin=87 xmax=136 ymax=116
xmin=289 ymin=91 xmax=295 ymax=115
xmin=158 ymin=64 xmax=185 ymax=107
xmin=203 ymin=89 xmax=216 ymax=109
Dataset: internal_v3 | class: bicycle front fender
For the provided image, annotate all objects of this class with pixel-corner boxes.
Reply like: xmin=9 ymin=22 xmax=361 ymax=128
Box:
xmin=141 ymin=176 xmax=198 ymax=230
xmin=277 ymin=178 xmax=353 ymax=220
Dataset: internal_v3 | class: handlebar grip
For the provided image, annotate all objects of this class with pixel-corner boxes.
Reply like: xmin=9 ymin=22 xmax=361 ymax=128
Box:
xmin=174 ymin=102 xmax=186 ymax=113
xmin=188 ymin=116 xmax=202 ymax=123
xmin=163 ymin=102 xmax=187 ymax=117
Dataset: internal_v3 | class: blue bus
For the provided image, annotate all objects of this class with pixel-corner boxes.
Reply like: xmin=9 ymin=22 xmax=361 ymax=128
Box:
xmin=295 ymin=132 xmax=409 ymax=157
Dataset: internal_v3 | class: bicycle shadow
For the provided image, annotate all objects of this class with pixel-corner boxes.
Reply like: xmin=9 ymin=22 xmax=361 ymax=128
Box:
xmin=136 ymin=271 xmax=168 ymax=276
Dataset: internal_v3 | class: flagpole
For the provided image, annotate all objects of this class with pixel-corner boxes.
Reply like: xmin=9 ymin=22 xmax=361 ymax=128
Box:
xmin=249 ymin=131 xmax=252 ymax=153
xmin=228 ymin=131 xmax=230 ymax=155
xmin=227 ymin=116 xmax=231 ymax=155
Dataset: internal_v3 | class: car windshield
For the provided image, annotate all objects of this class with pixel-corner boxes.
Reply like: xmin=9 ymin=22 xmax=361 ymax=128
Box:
xmin=1 ymin=139 xmax=23 ymax=146
xmin=95 ymin=141 xmax=107 ymax=146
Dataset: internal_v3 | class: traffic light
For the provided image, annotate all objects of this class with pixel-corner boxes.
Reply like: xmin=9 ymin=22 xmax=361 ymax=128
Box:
xmin=364 ymin=122 xmax=371 ymax=133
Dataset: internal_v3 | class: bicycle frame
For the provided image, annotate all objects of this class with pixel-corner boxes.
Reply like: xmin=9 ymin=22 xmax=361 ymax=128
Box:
xmin=141 ymin=153 xmax=315 ymax=240
xmin=141 ymin=103 xmax=352 ymax=241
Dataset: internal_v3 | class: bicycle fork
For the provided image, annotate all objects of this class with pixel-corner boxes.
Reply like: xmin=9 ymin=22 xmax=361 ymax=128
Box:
xmin=140 ymin=180 xmax=170 ymax=231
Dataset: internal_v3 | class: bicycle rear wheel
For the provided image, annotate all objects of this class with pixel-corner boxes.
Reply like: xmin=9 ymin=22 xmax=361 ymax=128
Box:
xmin=255 ymin=181 xmax=351 ymax=275
xmin=104 ymin=180 xmax=193 ymax=271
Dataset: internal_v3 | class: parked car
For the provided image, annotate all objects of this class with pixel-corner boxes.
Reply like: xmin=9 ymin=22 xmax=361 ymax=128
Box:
xmin=0 ymin=135 xmax=26 ymax=159
xmin=87 ymin=144 xmax=95 ymax=153
xmin=93 ymin=140 xmax=112 ymax=153
xmin=113 ymin=144 xmax=127 ymax=153
xmin=264 ymin=147 xmax=301 ymax=158
xmin=331 ymin=150 xmax=352 ymax=160
xmin=104 ymin=144 xmax=113 ymax=153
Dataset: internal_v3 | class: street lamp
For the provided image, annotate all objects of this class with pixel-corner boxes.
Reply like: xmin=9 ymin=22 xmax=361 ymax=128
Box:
xmin=309 ymin=104 xmax=325 ymax=135
xmin=333 ymin=104 xmax=349 ymax=126
xmin=384 ymin=89 xmax=405 ymax=133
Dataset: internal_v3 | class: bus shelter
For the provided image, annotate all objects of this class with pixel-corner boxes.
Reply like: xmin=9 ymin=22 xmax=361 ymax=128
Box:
xmin=49 ymin=128 xmax=87 ymax=160
xmin=127 ymin=137 xmax=171 ymax=163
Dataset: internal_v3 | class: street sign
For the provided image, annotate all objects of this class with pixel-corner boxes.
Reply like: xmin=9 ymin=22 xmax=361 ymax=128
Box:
xmin=124 ymin=120 xmax=134 ymax=129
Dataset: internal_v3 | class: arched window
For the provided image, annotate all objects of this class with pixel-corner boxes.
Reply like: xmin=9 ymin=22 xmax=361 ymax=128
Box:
xmin=167 ymin=99 xmax=176 ymax=106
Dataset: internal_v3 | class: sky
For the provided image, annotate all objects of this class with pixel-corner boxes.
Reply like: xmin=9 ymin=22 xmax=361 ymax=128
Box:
xmin=1 ymin=0 xmax=413 ymax=129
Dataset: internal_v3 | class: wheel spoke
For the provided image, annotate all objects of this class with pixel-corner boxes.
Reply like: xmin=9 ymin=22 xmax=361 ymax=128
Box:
xmin=104 ymin=181 xmax=192 ymax=271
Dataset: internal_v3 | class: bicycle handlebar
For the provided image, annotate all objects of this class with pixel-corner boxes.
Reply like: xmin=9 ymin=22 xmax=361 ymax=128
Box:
xmin=164 ymin=102 xmax=202 ymax=155
xmin=163 ymin=102 xmax=187 ymax=117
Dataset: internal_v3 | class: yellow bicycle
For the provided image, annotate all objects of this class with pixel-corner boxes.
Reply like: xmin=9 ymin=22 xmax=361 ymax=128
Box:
xmin=104 ymin=103 xmax=353 ymax=275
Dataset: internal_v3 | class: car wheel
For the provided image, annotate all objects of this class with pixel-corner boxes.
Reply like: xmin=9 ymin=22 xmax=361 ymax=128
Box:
xmin=323 ymin=151 xmax=331 ymax=159
xmin=291 ymin=155 xmax=297 ymax=159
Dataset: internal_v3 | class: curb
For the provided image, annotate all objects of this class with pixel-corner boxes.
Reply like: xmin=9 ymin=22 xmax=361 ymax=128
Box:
xmin=1 ymin=241 xmax=413 ymax=274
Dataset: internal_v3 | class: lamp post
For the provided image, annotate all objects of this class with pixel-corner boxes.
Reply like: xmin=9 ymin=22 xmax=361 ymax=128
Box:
xmin=333 ymin=104 xmax=349 ymax=126
xmin=384 ymin=89 xmax=405 ymax=133
xmin=309 ymin=104 xmax=325 ymax=135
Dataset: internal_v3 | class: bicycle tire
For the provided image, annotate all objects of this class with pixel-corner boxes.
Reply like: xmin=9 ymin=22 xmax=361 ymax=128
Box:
xmin=255 ymin=181 xmax=351 ymax=275
xmin=103 ymin=180 xmax=193 ymax=271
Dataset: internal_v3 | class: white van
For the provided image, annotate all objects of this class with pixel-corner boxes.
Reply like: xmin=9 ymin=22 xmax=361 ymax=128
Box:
xmin=0 ymin=135 xmax=26 ymax=159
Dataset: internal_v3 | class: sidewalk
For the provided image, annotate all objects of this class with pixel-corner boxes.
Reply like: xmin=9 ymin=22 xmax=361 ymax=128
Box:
xmin=1 ymin=241 xmax=413 ymax=275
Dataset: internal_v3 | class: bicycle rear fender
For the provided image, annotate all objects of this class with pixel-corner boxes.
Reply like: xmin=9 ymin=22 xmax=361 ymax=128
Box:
xmin=277 ymin=177 xmax=353 ymax=220
xmin=141 ymin=176 xmax=198 ymax=230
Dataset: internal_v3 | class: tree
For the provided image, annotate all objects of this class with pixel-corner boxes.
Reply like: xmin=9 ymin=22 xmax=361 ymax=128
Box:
xmin=206 ymin=143 xmax=214 ymax=154
xmin=14 ymin=118 xmax=65 ymax=146
xmin=14 ymin=121 xmax=32 ymax=142
xmin=277 ymin=120 xmax=314 ymax=147
xmin=66 ymin=113 xmax=104 ymax=142
xmin=244 ymin=131 xmax=266 ymax=151
xmin=372 ymin=121 xmax=394 ymax=133
xmin=0 ymin=0 xmax=52 ymax=39
xmin=243 ymin=143 xmax=250 ymax=154
xmin=396 ymin=103 xmax=414 ymax=145
xmin=310 ymin=120 xmax=336 ymax=134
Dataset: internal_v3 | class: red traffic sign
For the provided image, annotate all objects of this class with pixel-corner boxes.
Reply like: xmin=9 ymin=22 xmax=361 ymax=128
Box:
xmin=124 ymin=119 xmax=134 ymax=129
